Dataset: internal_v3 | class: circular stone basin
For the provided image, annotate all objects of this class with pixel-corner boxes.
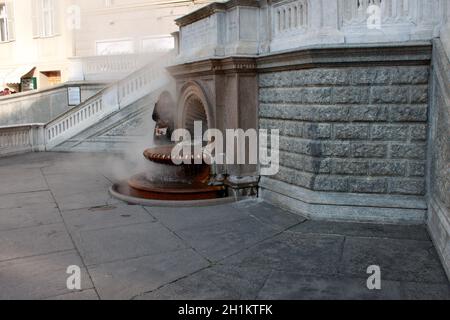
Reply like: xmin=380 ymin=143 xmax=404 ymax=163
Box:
xmin=110 ymin=144 xmax=228 ymax=205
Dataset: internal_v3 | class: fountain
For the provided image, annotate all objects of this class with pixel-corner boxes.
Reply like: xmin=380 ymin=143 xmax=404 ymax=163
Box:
xmin=110 ymin=92 xmax=227 ymax=205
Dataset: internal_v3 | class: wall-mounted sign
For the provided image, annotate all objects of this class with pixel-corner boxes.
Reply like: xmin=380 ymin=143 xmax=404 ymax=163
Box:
xmin=21 ymin=77 xmax=37 ymax=92
xmin=68 ymin=86 xmax=81 ymax=106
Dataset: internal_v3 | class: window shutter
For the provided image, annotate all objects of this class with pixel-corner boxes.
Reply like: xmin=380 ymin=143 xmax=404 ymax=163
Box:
xmin=5 ymin=1 xmax=14 ymax=40
xmin=52 ymin=0 xmax=60 ymax=35
xmin=32 ymin=0 xmax=42 ymax=38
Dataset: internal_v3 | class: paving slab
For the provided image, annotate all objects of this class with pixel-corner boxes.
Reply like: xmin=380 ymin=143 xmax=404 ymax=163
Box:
xmin=136 ymin=265 xmax=272 ymax=300
xmin=0 ymin=168 xmax=48 ymax=195
xmin=0 ymin=250 xmax=93 ymax=300
xmin=400 ymin=281 xmax=450 ymax=300
xmin=146 ymin=204 xmax=249 ymax=231
xmin=290 ymin=220 xmax=430 ymax=241
xmin=176 ymin=217 xmax=280 ymax=262
xmin=234 ymin=200 xmax=307 ymax=231
xmin=341 ymin=237 xmax=449 ymax=284
xmin=44 ymin=172 xmax=112 ymax=211
xmin=45 ymin=289 xmax=99 ymax=300
xmin=0 ymin=204 xmax=61 ymax=231
xmin=89 ymin=249 xmax=209 ymax=300
xmin=72 ymin=222 xmax=187 ymax=266
xmin=0 ymin=223 xmax=74 ymax=262
xmin=0 ymin=152 xmax=58 ymax=170
xmin=224 ymin=232 xmax=345 ymax=276
xmin=62 ymin=204 xmax=155 ymax=232
xmin=257 ymin=272 xmax=403 ymax=300
xmin=0 ymin=190 xmax=55 ymax=210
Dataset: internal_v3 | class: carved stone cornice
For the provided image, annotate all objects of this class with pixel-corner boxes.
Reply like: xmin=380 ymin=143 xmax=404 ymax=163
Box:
xmin=175 ymin=0 xmax=260 ymax=27
xmin=168 ymin=42 xmax=432 ymax=78
xmin=167 ymin=57 xmax=257 ymax=78
xmin=257 ymin=42 xmax=433 ymax=72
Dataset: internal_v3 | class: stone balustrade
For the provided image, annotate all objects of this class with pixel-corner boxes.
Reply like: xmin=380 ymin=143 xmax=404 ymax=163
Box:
xmin=175 ymin=0 xmax=448 ymax=61
xmin=68 ymin=53 xmax=163 ymax=82
xmin=0 ymin=124 xmax=45 ymax=158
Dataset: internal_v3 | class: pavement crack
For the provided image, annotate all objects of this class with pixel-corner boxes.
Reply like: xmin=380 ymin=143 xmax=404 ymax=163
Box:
xmin=39 ymin=167 xmax=102 ymax=301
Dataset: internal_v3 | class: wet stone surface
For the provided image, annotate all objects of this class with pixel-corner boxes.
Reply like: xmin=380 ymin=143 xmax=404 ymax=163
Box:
xmin=0 ymin=152 xmax=448 ymax=300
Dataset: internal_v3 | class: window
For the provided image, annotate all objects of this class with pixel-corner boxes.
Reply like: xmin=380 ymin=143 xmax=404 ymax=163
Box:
xmin=32 ymin=0 xmax=60 ymax=38
xmin=42 ymin=0 xmax=54 ymax=37
xmin=0 ymin=2 xmax=14 ymax=42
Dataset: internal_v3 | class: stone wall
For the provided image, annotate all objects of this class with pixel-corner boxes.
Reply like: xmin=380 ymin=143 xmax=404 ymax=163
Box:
xmin=428 ymin=39 xmax=450 ymax=278
xmin=260 ymin=65 xmax=429 ymax=195
xmin=0 ymin=83 xmax=105 ymax=126
xmin=258 ymin=46 xmax=431 ymax=224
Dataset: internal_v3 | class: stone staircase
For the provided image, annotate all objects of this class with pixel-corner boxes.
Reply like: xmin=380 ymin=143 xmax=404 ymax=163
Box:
xmin=44 ymin=52 xmax=174 ymax=152
xmin=52 ymin=91 xmax=160 ymax=152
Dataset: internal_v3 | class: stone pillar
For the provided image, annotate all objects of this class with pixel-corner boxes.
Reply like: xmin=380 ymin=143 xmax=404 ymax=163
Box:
xmin=412 ymin=0 xmax=441 ymax=40
xmin=168 ymin=57 xmax=260 ymax=198
xmin=441 ymin=0 xmax=450 ymax=60
xmin=67 ymin=57 xmax=84 ymax=81
xmin=218 ymin=60 xmax=259 ymax=197
xmin=307 ymin=0 xmax=344 ymax=45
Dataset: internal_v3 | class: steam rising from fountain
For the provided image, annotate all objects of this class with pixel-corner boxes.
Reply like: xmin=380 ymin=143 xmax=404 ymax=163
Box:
xmin=110 ymin=91 xmax=227 ymax=204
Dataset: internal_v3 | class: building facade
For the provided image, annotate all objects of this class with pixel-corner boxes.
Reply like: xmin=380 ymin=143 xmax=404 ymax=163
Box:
xmin=0 ymin=0 xmax=215 ymax=92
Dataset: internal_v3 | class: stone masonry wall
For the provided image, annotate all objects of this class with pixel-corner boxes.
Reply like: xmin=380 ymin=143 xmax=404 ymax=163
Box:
xmin=259 ymin=65 xmax=429 ymax=196
xmin=427 ymin=40 xmax=450 ymax=278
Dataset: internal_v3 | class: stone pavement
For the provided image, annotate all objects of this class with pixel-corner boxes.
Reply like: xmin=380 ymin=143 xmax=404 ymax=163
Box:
xmin=0 ymin=152 xmax=448 ymax=300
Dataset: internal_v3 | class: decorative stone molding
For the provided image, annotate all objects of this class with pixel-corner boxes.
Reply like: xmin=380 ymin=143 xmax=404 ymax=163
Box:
xmin=175 ymin=0 xmax=446 ymax=62
xmin=176 ymin=0 xmax=261 ymax=61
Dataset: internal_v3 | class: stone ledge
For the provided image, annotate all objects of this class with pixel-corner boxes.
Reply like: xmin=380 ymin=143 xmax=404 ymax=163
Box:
xmin=259 ymin=177 xmax=426 ymax=225
xmin=257 ymin=42 xmax=432 ymax=72
xmin=175 ymin=0 xmax=260 ymax=27
xmin=169 ymin=42 xmax=432 ymax=77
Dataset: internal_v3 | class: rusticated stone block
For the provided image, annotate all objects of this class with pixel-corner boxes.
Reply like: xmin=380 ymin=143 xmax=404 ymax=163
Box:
xmin=279 ymin=136 xmax=312 ymax=155
xmin=313 ymin=175 xmax=348 ymax=192
xmin=388 ymin=179 xmax=426 ymax=195
xmin=409 ymin=124 xmax=427 ymax=141
xmin=259 ymin=69 xmax=351 ymax=88
xmin=321 ymin=142 xmax=352 ymax=158
xmin=395 ymin=67 xmax=429 ymax=84
xmin=348 ymin=105 xmax=388 ymax=122
xmin=259 ymin=104 xmax=349 ymax=122
xmin=332 ymin=87 xmax=370 ymax=104
xmin=275 ymin=166 xmax=314 ymax=189
xmin=348 ymin=178 xmax=387 ymax=193
xmin=334 ymin=124 xmax=369 ymax=140
xmin=371 ymin=125 xmax=408 ymax=141
xmin=391 ymin=144 xmax=426 ymax=160
xmin=292 ymin=69 xmax=350 ymax=86
xmin=303 ymin=123 xmax=331 ymax=139
xmin=408 ymin=162 xmax=426 ymax=177
xmin=282 ymin=152 xmax=330 ymax=174
xmin=370 ymin=86 xmax=409 ymax=104
xmin=260 ymin=88 xmax=332 ymax=104
xmin=368 ymin=160 xmax=407 ymax=177
xmin=389 ymin=105 xmax=428 ymax=122
xmin=350 ymin=67 xmax=429 ymax=85
xmin=410 ymin=85 xmax=429 ymax=104
xmin=352 ymin=143 xmax=387 ymax=158
xmin=332 ymin=159 xmax=368 ymax=175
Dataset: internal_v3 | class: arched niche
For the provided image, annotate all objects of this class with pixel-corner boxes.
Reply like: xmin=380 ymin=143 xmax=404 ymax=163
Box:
xmin=176 ymin=81 xmax=213 ymax=138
